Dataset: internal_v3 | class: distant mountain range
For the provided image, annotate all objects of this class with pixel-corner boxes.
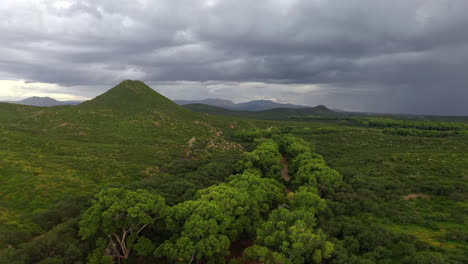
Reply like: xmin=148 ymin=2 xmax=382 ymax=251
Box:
xmin=5 ymin=94 xmax=327 ymax=118
xmin=4 ymin=96 xmax=83 ymax=107
xmin=7 ymin=96 xmax=309 ymax=112
xmin=175 ymin=98 xmax=308 ymax=112
xmin=183 ymin=103 xmax=336 ymax=119
xmin=175 ymin=99 xmax=235 ymax=109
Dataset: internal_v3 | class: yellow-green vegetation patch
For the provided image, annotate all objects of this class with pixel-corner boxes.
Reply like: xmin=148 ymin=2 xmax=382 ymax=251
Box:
xmin=0 ymin=151 xmax=95 ymax=210
xmin=387 ymin=223 xmax=467 ymax=252
xmin=0 ymin=207 xmax=22 ymax=228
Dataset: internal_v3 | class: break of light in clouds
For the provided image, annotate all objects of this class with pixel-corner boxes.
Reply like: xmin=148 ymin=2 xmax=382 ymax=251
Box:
xmin=1 ymin=0 xmax=468 ymax=115
xmin=0 ymin=80 xmax=89 ymax=101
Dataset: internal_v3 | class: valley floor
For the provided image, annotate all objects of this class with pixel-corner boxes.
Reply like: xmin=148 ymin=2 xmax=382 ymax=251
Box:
xmin=0 ymin=96 xmax=466 ymax=263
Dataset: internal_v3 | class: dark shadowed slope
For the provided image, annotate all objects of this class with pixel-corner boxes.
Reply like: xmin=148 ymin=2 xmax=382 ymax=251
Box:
xmin=231 ymin=100 xmax=308 ymax=111
xmin=182 ymin=104 xmax=254 ymax=117
xmin=183 ymin=103 xmax=336 ymax=120
xmin=0 ymin=102 xmax=43 ymax=121
xmin=176 ymin=98 xmax=308 ymax=111
xmin=175 ymin=98 xmax=236 ymax=109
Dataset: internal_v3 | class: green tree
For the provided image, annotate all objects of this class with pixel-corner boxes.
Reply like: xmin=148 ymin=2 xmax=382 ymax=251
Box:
xmin=238 ymin=140 xmax=283 ymax=180
xmin=157 ymin=171 xmax=285 ymax=263
xmin=246 ymin=208 xmax=333 ymax=264
xmin=156 ymin=200 xmax=232 ymax=264
xmin=313 ymin=168 xmax=343 ymax=194
xmin=246 ymin=188 xmax=333 ymax=264
xmin=79 ymin=188 xmax=168 ymax=263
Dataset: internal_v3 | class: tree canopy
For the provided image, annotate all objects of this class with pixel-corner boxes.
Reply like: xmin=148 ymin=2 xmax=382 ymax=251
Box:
xmin=79 ymin=188 xmax=168 ymax=263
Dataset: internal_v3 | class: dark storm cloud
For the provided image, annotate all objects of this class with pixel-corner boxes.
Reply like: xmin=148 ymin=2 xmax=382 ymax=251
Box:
xmin=1 ymin=0 xmax=468 ymax=115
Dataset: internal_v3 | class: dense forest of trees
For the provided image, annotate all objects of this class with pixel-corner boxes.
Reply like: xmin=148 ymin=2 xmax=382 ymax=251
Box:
xmin=76 ymin=133 xmax=343 ymax=264
xmin=362 ymin=118 xmax=467 ymax=131
xmin=290 ymin=116 xmax=468 ymax=137
xmin=1 ymin=127 xmax=466 ymax=264
xmin=0 ymin=131 xmax=342 ymax=263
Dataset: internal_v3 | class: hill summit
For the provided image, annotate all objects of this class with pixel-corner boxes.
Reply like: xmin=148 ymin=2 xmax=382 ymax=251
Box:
xmin=77 ymin=80 xmax=187 ymax=115
xmin=16 ymin=96 xmax=62 ymax=106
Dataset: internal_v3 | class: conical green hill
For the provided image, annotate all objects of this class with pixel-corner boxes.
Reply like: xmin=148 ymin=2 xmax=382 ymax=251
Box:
xmin=77 ymin=80 xmax=190 ymax=116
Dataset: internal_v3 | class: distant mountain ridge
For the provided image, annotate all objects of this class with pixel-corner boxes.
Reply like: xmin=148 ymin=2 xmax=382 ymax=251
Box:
xmin=6 ymin=96 xmax=308 ymax=111
xmin=175 ymin=98 xmax=308 ymax=111
xmin=175 ymin=99 xmax=235 ymax=109
xmin=6 ymin=89 xmax=311 ymax=112
xmin=183 ymin=103 xmax=336 ymax=120
xmin=4 ymin=96 xmax=82 ymax=107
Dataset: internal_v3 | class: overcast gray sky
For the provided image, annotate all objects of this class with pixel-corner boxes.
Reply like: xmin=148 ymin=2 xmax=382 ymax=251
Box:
xmin=1 ymin=0 xmax=467 ymax=115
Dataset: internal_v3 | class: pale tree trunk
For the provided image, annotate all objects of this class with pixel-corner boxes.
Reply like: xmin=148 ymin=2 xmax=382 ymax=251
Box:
xmin=106 ymin=224 xmax=151 ymax=263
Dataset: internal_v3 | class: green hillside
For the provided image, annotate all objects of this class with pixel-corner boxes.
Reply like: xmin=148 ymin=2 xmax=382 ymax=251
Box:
xmin=0 ymin=103 xmax=43 ymax=121
xmin=0 ymin=81 xmax=249 ymax=250
xmin=77 ymin=80 xmax=190 ymax=117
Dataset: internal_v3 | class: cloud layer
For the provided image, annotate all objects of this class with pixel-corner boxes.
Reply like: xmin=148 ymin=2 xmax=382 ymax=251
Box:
xmin=1 ymin=0 xmax=468 ymax=114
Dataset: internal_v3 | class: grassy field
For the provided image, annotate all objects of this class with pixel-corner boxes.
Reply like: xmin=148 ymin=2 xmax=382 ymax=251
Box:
xmin=286 ymin=123 xmax=468 ymax=262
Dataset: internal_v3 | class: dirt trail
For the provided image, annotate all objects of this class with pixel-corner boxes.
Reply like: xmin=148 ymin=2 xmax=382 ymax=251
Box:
xmin=226 ymin=158 xmax=294 ymax=263
xmin=403 ymin=193 xmax=430 ymax=200
xmin=281 ymin=157 xmax=291 ymax=182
